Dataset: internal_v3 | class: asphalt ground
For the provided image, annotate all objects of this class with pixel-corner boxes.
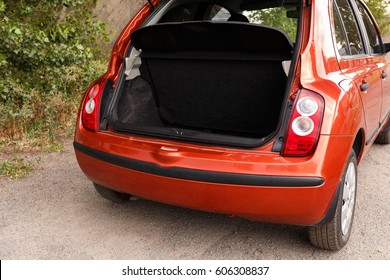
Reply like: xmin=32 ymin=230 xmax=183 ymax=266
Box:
xmin=0 ymin=140 xmax=389 ymax=259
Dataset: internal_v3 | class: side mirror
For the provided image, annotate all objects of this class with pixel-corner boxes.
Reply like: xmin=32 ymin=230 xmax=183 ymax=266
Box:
xmin=385 ymin=43 xmax=390 ymax=53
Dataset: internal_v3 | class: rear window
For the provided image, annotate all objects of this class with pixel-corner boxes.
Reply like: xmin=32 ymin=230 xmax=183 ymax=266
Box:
xmin=158 ymin=1 xmax=299 ymax=42
xmin=160 ymin=3 xmax=231 ymax=23
xmin=245 ymin=8 xmax=298 ymax=41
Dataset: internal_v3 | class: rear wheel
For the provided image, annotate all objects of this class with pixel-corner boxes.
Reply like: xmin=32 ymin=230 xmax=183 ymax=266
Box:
xmin=93 ymin=183 xmax=131 ymax=203
xmin=308 ymin=150 xmax=357 ymax=250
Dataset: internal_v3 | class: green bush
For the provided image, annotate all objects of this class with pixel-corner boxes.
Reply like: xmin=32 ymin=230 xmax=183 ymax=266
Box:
xmin=0 ymin=0 xmax=108 ymax=147
xmin=364 ymin=0 xmax=390 ymax=35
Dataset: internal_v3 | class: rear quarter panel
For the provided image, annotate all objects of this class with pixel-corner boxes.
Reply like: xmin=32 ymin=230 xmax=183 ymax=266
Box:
xmin=300 ymin=0 xmax=366 ymax=158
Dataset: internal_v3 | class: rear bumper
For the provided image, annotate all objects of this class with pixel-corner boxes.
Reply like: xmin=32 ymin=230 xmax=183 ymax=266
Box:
xmin=74 ymin=127 xmax=353 ymax=226
xmin=74 ymin=142 xmax=324 ymax=187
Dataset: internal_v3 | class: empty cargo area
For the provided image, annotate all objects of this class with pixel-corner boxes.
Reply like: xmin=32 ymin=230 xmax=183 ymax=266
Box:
xmin=110 ymin=21 xmax=293 ymax=146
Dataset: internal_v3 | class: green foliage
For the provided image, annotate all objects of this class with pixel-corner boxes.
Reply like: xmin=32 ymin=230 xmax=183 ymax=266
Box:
xmin=0 ymin=156 xmax=36 ymax=179
xmin=247 ymin=8 xmax=297 ymax=41
xmin=364 ymin=0 xmax=390 ymax=35
xmin=0 ymin=0 xmax=108 ymax=146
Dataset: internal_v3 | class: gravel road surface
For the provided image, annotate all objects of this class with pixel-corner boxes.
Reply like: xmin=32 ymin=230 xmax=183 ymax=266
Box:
xmin=1 ymin=140 xmax=389 ymax=259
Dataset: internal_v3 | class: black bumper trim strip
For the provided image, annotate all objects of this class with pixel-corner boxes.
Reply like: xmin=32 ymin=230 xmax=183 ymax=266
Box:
xmin=74 ymin=142 xmax=324 ymax=187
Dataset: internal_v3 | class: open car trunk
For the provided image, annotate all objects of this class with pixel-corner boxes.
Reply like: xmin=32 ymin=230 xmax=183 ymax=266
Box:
xmin=109 ymin=22 xmax=294 ymax=147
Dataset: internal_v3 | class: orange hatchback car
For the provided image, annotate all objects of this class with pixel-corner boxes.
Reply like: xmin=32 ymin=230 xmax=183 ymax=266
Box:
xmin=74 ymin=0 xmax=390 ymax=250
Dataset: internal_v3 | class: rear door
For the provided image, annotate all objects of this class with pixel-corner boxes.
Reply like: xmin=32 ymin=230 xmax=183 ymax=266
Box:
xmin=356 ymin=1 xmax=390 ymax=129
xmin=354 ymin=0 xmax=390 ymax=127
xmin=332 ymin=0 xmax=382 ymax=142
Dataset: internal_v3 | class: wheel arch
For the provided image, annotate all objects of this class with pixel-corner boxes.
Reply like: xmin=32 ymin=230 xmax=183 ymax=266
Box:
xmin=352 ymin=128 xmax=364 ymax=164
xmin=314 ymin=130 xmax=362 ymax=227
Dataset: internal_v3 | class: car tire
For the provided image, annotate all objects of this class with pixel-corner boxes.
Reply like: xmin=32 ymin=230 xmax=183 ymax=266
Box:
xmin=93 ymin=183 xmax=131 ymax=203
xmin=375 ymin=120 xmax=390 ymax=144
xmin=308 ymin=150 xmax=357 ymax=250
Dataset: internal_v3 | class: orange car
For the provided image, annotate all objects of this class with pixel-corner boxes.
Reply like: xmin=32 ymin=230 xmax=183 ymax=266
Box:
xmin=74 ymin=0 xmax=390 ymax=250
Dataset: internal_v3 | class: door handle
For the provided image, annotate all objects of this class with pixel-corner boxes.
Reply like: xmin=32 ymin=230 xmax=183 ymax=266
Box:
xmin=360 ymin=81 xmax=370 ymax=92
xmin=382 ymin=72 xmax=388 ymax=79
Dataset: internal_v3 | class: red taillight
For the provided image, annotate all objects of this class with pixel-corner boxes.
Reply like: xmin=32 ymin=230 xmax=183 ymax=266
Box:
xmin=81 ymin=80 xmax=106 ymax=131
xmin=282 ymin=90 xmax=325 ymax=157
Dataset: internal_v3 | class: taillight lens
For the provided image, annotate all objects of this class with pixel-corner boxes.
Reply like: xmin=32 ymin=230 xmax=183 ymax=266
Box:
xmin=282 ymin=90 xmax=325 ymax=157
xmin=81 ymin=80 xmax=106 ymax=131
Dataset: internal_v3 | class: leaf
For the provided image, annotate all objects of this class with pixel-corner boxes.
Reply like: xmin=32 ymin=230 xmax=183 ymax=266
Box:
xmin=14 ymin=28 xmax=22 ymax=35
xmin=76 ymin=44 xmax=84 ymax=50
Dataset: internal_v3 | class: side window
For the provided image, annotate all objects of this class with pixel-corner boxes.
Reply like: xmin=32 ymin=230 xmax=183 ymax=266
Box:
xmin=159 ymin=3 xmax=200 ymax=23
xmin=355 ymin=1 xmax=382 ymax=54
xmin=205 ymin=5 xmax=231 ymax=21
xmin=333 ymin=3 xmax=350 ymax=56
xmin=334 ymin=0 xmax=365 ymax=55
